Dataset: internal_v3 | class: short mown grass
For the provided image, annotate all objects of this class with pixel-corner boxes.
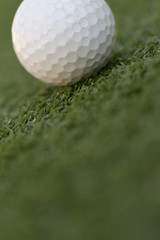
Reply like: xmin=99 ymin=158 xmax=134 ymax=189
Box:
xmin=0 ymin=0 xmax=159 ymax=239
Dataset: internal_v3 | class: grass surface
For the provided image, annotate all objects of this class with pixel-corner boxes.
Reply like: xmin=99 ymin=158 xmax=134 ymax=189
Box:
xmin=0 ymin=0 xmax=160 ymax=239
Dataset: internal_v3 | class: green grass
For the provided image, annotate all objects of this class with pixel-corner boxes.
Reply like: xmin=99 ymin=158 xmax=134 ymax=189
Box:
xmin=0 ymin=0 xmax=160 ymax=239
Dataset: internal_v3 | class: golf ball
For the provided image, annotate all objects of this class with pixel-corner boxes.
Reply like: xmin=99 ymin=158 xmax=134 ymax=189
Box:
xmin=12 ymin=0 xmax=116 ymax=86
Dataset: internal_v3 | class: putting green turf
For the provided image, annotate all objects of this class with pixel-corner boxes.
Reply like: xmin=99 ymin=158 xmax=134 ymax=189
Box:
xmin=0 ymin=0 xmax=160 ymax=239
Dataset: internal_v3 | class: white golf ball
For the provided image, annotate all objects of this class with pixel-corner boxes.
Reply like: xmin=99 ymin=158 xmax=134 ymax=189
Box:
xmin=12 ymin=0 xmax=116 ymax=86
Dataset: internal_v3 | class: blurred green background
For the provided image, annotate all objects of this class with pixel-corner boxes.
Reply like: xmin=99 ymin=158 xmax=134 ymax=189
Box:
xmin=0 ymin=0 xmax=160 ymax=239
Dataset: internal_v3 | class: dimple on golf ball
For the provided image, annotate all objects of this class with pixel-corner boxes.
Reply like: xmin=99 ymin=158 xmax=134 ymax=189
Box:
xmin=12 ymin=0 xmax=116 ymax=86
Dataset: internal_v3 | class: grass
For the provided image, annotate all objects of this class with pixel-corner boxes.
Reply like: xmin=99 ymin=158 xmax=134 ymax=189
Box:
xmin=0 ymin=0 xmax=160 ymax=239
